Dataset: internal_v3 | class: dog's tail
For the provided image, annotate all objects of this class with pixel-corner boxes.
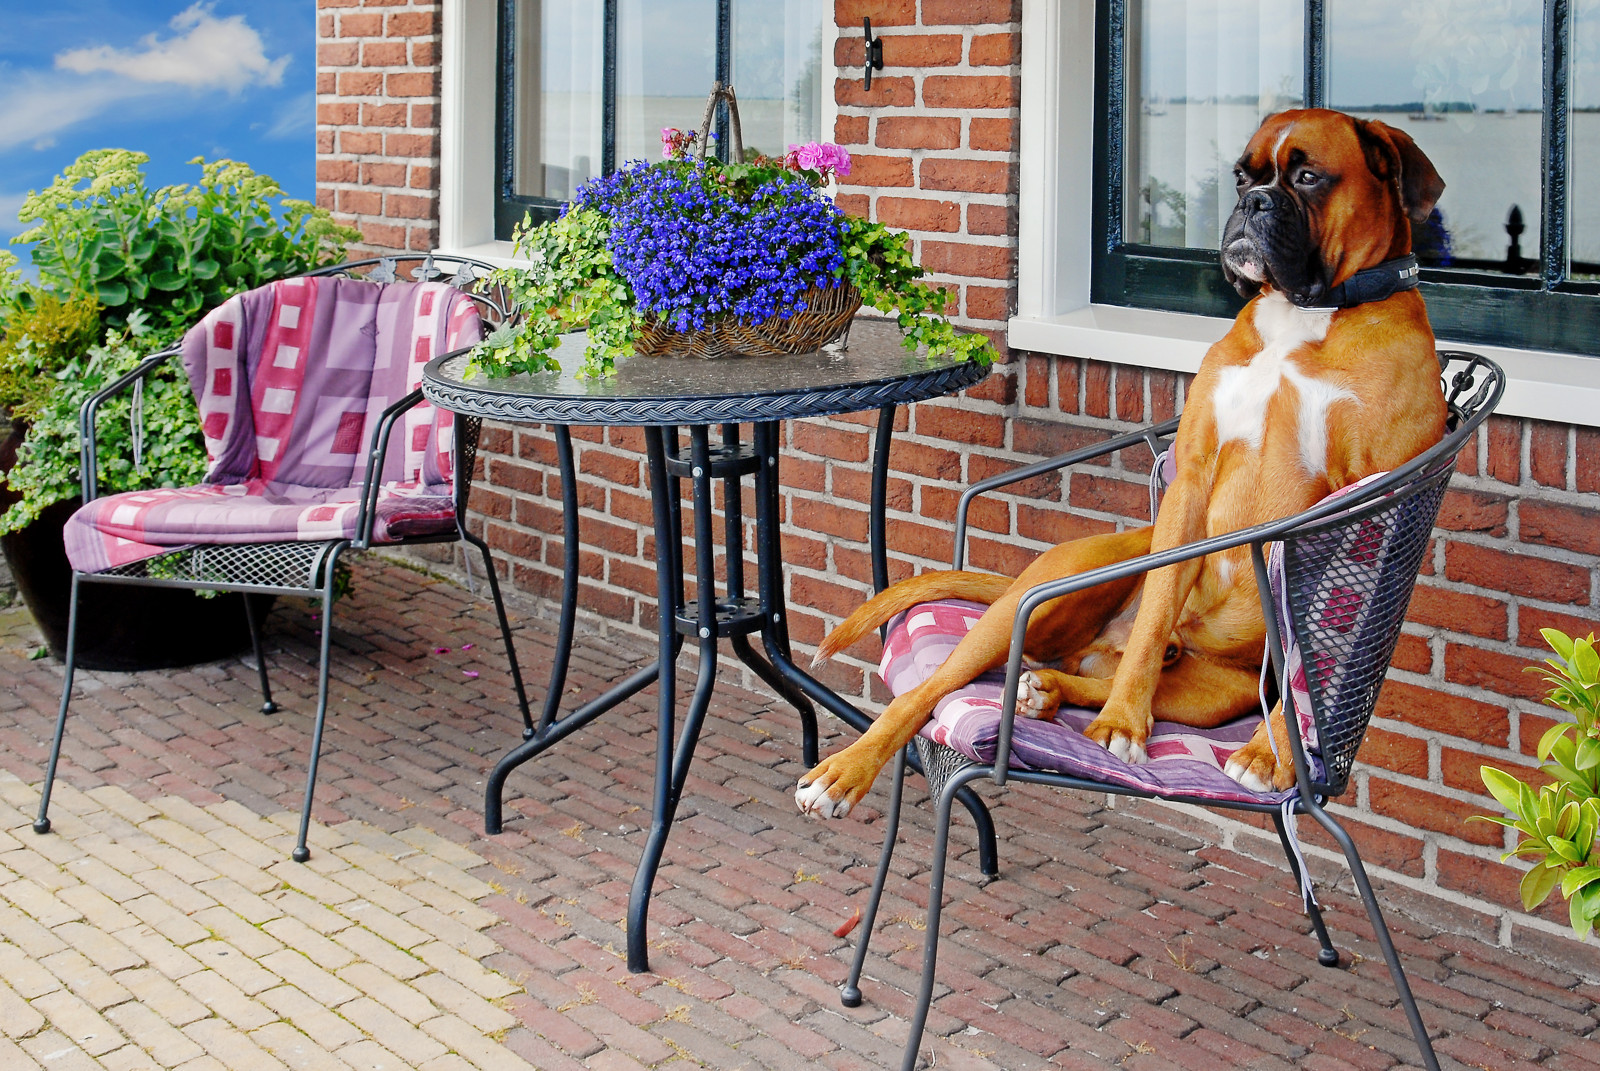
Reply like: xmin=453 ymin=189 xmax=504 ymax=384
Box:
xmin=812 ymin=571 xmax=1014 ymax=667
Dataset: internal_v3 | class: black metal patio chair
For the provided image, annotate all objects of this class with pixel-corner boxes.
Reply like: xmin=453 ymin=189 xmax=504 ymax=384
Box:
xmin=32 ymin=254 xmax=533 ymax=862
xmin=839 ymin=352 xmax=1504 ymax=1071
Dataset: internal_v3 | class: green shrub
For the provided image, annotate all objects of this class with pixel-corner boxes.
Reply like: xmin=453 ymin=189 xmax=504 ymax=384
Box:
xmin=1473 ymin=628 xmax=1600 ymax=938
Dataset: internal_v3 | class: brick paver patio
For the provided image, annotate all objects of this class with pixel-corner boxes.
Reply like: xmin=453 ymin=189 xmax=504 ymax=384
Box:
xmin=1 ymin=555 xmax=1597 ymax=1070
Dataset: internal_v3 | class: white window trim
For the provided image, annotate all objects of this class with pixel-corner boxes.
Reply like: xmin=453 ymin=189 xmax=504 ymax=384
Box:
xmin=1012 ymin=0 xmax=1600 ymax=429
xmin=439 ymin=0 xmax=839 ymax=269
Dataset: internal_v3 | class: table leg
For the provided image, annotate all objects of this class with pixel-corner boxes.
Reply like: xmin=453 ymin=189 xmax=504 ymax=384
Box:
xmin=539 ymin=426 xmax=580 ymax=736
xmin=628 ymin=426 xmax=720 ymax=973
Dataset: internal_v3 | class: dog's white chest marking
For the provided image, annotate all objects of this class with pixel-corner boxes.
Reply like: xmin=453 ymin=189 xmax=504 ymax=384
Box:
xmin=1213 ymin=293 xmax=1353 ymax=475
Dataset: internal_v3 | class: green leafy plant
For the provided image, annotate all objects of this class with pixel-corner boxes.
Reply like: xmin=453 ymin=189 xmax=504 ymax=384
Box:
xmin=11 ymin=149 xmax=359 ymax=331
xmin=1472 ymin=628 xmax=1600 ymax=938
xmin=468 ymin=140 xmax=997 ymax=380
xmin=1 ymin=312 xmax=207 ymax=534
xmin=0 ymin=149 xmax=361 ymax=536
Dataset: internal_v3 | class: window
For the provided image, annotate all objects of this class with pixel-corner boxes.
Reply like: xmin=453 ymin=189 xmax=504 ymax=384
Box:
xmin=495 ymin=0 xmax=828 ymax=240
xmin=1094 ymin=0 xmax=1600 ymax=356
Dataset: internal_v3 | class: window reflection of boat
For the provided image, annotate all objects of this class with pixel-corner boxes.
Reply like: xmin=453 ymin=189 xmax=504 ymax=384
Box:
xmin=1142 ymin=99 xmax=1167 ymax=116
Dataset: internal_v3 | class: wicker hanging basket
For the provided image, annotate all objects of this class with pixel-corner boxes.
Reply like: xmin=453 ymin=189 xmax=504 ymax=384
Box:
xmin=633 ymin=83 xmax=861 ymax=359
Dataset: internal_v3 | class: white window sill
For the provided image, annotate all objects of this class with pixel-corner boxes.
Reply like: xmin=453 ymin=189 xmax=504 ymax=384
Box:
xmin=434 ymin=240 xmax=522 ymax=270
xmin=1010 ymin=306 xmax=1600 ymax=429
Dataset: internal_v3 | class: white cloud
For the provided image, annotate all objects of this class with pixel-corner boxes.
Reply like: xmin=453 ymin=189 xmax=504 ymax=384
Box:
xmin=0 ymin=72 xmax=151 ymax=153
xmin=55 ymin=3 xmax=289 ymax=94
xmin=264 ymin=92 xmax=314 ymax=140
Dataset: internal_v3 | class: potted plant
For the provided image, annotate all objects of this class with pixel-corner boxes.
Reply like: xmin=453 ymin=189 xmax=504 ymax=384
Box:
xmin=466 ymin=99 xmax=997 ymax=381
xmin=1473 ymin=628 xmax=1600 ymax=938
xmin=0 ymin=150 xmax=360 ymax=669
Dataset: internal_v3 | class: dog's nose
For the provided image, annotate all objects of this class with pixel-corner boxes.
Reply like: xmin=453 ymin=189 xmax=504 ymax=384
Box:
xmin=1246 ymin=189 xmax=1275 ymax=214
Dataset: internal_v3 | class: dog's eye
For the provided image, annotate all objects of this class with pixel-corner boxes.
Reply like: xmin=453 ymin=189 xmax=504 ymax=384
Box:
xmin=1233 ymin=168 xmax=1248 ymax=187
xmin=1296 ymin=170 xmax=1320 ymax=187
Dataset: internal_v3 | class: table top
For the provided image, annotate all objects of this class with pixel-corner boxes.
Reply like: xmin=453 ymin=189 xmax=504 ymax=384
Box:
xmin=421 ymin=317 xmax=990 ymax=426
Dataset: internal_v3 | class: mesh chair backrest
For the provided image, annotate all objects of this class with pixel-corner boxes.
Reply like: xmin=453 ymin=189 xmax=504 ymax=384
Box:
xmin=1275 ymin=458 xmax=1453 ymax=796
xmin=182 ymin=276 xmax=482 ymax=489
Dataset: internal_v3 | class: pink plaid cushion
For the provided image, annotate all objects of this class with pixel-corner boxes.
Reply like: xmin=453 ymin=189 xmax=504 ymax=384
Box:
xmin=881 ymin=599 xmax=1290 ymax=804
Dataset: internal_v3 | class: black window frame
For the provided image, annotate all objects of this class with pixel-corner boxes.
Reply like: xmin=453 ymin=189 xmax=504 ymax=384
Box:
xmin=1091 ymin=0 xmax=1600 ymax=357
xmin=494 ymin=0 xmax=735 ymax=240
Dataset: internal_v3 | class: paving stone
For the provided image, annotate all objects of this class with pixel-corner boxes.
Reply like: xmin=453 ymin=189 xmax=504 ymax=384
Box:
xmin=1 ymin=558 xmax=1598 ymax=1071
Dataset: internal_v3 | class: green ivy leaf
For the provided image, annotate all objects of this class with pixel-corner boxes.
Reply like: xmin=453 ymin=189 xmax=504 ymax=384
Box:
xmin=1522 ymin=861 xmax=1564 ymax=910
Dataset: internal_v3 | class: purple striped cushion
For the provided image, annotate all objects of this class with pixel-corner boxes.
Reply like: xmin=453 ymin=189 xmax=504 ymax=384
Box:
xmin=881 ymin=599 xmax=1296 ymax=804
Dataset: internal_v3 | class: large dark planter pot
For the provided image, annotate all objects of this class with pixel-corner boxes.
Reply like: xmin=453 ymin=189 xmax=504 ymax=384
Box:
xmin=0 ymin=426 xmax=268 ymax=671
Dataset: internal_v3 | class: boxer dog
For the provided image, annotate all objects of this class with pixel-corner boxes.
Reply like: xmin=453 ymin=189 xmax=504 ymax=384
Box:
xmin=796 ymin=109 xmax=1448 ymax=818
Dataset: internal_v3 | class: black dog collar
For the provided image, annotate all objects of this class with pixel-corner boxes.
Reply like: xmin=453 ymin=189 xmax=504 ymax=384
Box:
xmin=1298 ymin=255 xmax=1421 ymax=310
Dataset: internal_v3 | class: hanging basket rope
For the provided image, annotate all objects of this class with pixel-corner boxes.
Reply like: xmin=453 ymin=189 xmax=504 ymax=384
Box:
xmin=634 ymin=82 xmax=861 ymax=360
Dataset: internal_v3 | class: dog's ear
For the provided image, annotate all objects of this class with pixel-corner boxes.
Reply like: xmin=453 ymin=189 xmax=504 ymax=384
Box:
xmin=1356 ymin=119 xmax=1446 ymax=224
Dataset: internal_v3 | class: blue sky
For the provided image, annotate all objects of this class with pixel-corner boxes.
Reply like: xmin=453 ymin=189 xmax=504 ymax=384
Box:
xmin=0 ymin=1 xmax=314 ymax=253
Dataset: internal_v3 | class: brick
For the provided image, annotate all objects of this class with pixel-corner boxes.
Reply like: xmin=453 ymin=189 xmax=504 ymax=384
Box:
xmin=923 ymin=75 xmax=1020 ymax=110
xmin=875 ymin=196 xmax=959 ymax=232
xmin=835 ymin=76 xmax=915 ymax=108
xmin=1486 ymin=416 xmax=1520 ymax=484
xmin=387 ymin=71 xmax=438 ymax=97
xmin=967 ymin=204 xmax=1014 ymax=237
xmin=387 ymin=10 xmax=440 ymax=36
xmin=881 ymin=33 xmax=963 ymax=67
xmin=835 ymin=0 xmax=917 ymax=27
xmin=921 ymin=157 xmax=1016 ymax=194
xmin=360 ymin=40 xmax=407 ymax=66
xmin=918 ymin=240 xmax=1014 ymax=280
xmin=338 ymin=11 xmax=382 ymax=37
xmin=1436 ymin=488 xmax=1509 ymax=535
xmin=969 ymin=116 xmax=1017 ymax=152
xmin=834 ymin=115 xmax=869 ymax=145
xmin=970 ymin=32 xmax=1021 ymax=66
xmin=336 ymin=70 xmax=383 ymax=95
xmin=836 ymin=152 xmax=914 ymax=187
xmin=875 ymin=116 xmax=960 ymax=150
xmin=1521 ymin=500 xmax=1600 ymax=556
xmin=1443 ymin=542 xmax=1589 ymax=604
xmin=1445 ymin=643 xmax=1553 ymax=702
xmin=1577 ymin=427 xmax=1600 ymax=492
xmin=922 ymin=0 xmax=1021 ymax=23
xmin=386 ymin=133 xmax=439 ymax=158
xmin=1528 ymin=422 xmax=1568 ymax=487
xmin=318 ymin=42 xmax=358 ymax=67
xmin=1376 ymin=675 xmax=1510 ymax=742
xmin=1405 ymin=584 xmax=1507 ymax=640
xmin=1368 ymin=779 xmax=1503 ymax=844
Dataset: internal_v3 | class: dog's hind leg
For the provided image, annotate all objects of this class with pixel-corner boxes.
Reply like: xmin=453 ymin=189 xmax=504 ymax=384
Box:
xmin=797 ymin=527 xmax=1153 ymax=819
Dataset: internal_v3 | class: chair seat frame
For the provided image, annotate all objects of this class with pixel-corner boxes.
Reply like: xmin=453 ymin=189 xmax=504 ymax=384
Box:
xmin=33 ymin=255 xmax=532 ymax=863
xmin=842 ymin=353 xmax=1504 ymax=1071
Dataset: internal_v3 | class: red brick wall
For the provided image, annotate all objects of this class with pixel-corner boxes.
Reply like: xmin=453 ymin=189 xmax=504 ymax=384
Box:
xmin=320 ymin=0 xmax=1600 ymax=949
xmin=316 ymin=0 xmax=442 ymax=254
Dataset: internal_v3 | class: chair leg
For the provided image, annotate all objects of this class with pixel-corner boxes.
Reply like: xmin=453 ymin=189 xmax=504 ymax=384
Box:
xmin=293 ymin=551 xmax=345 ymax=863
xmin=900 ymin=765 xmax=986 ymax=1071
xmin=842 ymin=744 xmax=909 ymax=1008
xmin=33 ymin=573 xmax=83 ymax=835
xmin=463 ymin=529 xmax=533 ymax=737
xmin=1306 ymin=804 xmax=1440 ymax=1071
xmin=1271 ymin=808 xmax=1339 ymax=967
xmin=243 ymin=594 xmax=277 ymax=714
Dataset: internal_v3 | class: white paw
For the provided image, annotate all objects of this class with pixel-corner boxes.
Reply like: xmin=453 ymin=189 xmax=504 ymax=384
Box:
xmin=1224 ymin=759 xmax=1272 ymax=793
xmin=1018 ymin=670 xmax=1051 ymax=719
xmin=1105 ymin=732 xmax=1148 ymax=765
xmin=795 ymin=778 xmax=852 ymax=819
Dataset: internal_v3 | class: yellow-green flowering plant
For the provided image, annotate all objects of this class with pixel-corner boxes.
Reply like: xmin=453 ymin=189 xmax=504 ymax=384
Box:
xmin=1472 ymin=629 xmax=1600 ymax=938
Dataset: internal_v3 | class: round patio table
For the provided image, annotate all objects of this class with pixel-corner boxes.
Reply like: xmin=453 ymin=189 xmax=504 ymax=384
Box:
xmin=422 ymin=318 xmax=994 ymax=972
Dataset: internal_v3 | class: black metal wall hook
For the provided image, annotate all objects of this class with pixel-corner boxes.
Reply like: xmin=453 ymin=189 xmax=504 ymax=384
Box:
xmin=862 ymin=17 xmax=884 ymax=90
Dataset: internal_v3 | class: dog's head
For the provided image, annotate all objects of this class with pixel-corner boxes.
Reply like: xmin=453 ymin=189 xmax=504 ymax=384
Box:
xmin=1220 ymin=109 xmax=1444 ymax=307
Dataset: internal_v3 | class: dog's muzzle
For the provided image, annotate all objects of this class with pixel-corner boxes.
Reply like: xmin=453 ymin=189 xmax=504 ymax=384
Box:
xmin=1221 ymin=187 xmax=1325 ymax=304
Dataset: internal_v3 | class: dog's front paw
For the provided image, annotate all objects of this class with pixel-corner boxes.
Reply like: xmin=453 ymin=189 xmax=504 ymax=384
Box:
xmin=1082 ymin=707 xmax=1150 ymax=765
xmin=1018 ymin=670 xmax=1063 ymax=720
xmin=795 ymin=750 xmax=877 ymax=820
xmin=1224 ymin=723 xmax=1294 ymax=792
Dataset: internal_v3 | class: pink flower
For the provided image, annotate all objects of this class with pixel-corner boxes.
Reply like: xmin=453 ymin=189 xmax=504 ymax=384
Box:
xmin=823 ymin=143 xmax=851 ymax=176
xmin=792 ymin=142 xmax=824 ymax=171
xmin=661 ymin=127 xmax=680 ymax=159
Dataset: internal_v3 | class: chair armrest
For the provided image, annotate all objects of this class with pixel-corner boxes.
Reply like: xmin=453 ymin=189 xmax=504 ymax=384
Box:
xmin=353 ymin=386 xmax=429 ymax=547
xmin=79 ymin=347 xmax=182 ymax=502
xmin=953 ymin=418 xmax=1178 ymax=569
